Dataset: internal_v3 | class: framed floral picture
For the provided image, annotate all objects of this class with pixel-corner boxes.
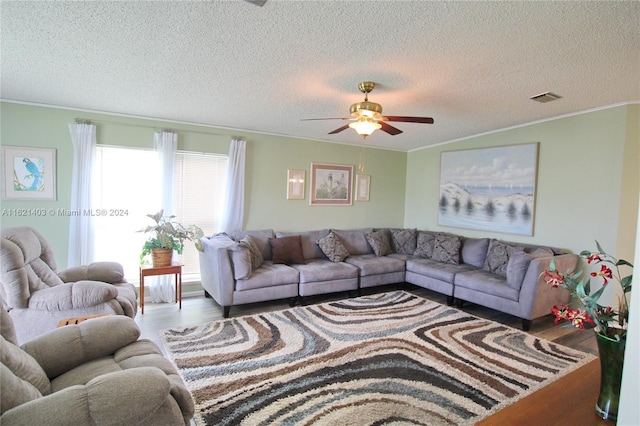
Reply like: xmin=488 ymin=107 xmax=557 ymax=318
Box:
xmin=287 ymin=169 xmax=305 ymax=200
xmin=2 ymin=146 xmax=57 ymax=200
xmin=310 ymin=162 xmax=353 ymax=206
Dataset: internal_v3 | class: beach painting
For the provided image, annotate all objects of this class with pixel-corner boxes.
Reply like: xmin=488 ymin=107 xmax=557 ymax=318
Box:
xmin=438 ymin=143 xmax=539 ymax=236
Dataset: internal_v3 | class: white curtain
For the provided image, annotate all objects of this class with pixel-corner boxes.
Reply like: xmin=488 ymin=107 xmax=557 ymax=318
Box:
xmin=67 ymin=122 xmax=96 ymax=267
xmin=220 ymin=138 xmax=246 ymax=232
xmin=150 ymin=131 xmax=177 ymax=303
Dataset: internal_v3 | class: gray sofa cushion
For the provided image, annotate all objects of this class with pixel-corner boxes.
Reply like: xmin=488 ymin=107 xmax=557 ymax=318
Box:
xmin=390 ymin=228 xmax=417 ymax=255
xmin=332 ymin=228 xmax=373 ymax=255
xmin=229 ymin=229 xmax=275 ymax=260
xmin=277 ymin=230 xmax=329 ymax=260
xmin=506 ymin=252 xmax=533 ymax=290
xmin=431 ymin=233 xmax=461 ymax=264
xmin=292 ymin=259 xmax=359 ymax=283
xmin=406 ymin=258 xmax=476 ymax=282
xmin=316 ymin=231 xmax=349 ymax=262
xmin=460 ymin=237 xmax=490 ymax=268
xmin=365 ymin=230 xmax=393 ymax=257
xmin=483 ymin=239 xmax=525 ymax=277
xmin=414 ymin=231 xmax=436 ymax=258
xmin=234 ymin=262 xmax=300 ymax=291
xmin=345 ymin=254 xmax=405 ymax=277
xmin=454 ymin=269 xmax=520 ymax=301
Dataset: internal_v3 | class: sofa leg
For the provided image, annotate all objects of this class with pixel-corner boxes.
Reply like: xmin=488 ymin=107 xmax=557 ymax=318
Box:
xmin=223 ymin=306 xmax=231 ymax=318
xmin=522 ymin=319 xmax=532 ymax=331
xmin=446 ymin=296 xmax=454 ymax=306
xmin=204 ymin=290 xmax=212 ymax=299
xmin=289 ymin=297 xmax=297 ymax=307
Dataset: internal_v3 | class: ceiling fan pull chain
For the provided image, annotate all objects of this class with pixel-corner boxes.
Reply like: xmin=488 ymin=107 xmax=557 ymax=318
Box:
xmin=359 ymin=145 xmax=366 ymax=172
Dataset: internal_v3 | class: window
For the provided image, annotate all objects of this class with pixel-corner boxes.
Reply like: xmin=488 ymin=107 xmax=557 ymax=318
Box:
xmin=93 ymin=146 xmax=227 ymax=281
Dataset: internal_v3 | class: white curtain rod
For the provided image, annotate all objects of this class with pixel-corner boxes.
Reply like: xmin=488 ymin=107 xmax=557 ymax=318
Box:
xmin=74 ymin=117 xmax=234 ymax=138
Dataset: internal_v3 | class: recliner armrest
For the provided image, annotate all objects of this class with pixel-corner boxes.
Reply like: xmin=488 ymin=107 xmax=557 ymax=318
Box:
xmin=0 ymin=367 xmax=171 ymax=425
xmin=21 ymin=316 xmax=141 ymax=378
xmin=58 ymin=261 xmax=126 ymax=284
xmin=28 ymin=282 xmax=118 ymax=311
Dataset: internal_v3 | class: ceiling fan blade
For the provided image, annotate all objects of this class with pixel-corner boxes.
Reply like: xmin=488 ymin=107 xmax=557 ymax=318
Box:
xmin=383 ymin=116 xmax=434 ymax=124
xmin=300 ymin=117 xmax=350 ymax=121
xmin=243 ymin=0 xmax=267 ymax=6
xmin=379 ymin=121 xmax=403 ymax=135
xmin=328 ymin=124 xmax=351 ymax=134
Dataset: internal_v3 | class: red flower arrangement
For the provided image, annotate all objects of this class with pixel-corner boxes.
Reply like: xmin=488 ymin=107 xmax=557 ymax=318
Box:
xmin=543 ymin=242 xmax=633 ymax=339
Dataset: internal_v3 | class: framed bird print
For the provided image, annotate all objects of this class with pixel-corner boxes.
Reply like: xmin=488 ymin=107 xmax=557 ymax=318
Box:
xmin=2 ymin=146 xmax=57 ymax=200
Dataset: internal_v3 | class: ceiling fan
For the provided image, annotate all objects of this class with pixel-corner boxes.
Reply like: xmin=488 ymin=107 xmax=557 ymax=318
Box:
xmin=302 ymin=81 xmax=434 ymax=138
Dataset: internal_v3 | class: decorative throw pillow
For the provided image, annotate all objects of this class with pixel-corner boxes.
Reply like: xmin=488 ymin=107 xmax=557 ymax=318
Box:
xmin=483 ymin=240 xmax=525 ymax=277
xmin=242 ymin=236 xmax=264 ymax=270
xmin=229 ymin=236 xmax=264 ymax=280
xmin=413 ymin=231 xmax=436 ymax=258
xmin=431 ymin=233 xmax=461 ymax=265
xmin=269 ymin=235 xmax=306 ymax=265
xmin=365 ymin=230 xmax=393 ymax=257
xmin=506 ymin=252 xmax=533 ymax=290
xmin=390 ymin=228 xmax=417 ymax=255
xmin=316 ymin=231 xmax=350 ymax=262
xmin=230 ymin=247 xmax=252 ymax=280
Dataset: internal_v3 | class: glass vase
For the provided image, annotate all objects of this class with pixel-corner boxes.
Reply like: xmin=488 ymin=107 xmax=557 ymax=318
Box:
xmin=595 ymin=331 xmax=626 ymax=422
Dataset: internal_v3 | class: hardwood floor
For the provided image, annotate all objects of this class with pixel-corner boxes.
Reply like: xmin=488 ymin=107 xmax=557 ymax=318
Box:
xmin=135 ymin=283 xmax=598 ymax=357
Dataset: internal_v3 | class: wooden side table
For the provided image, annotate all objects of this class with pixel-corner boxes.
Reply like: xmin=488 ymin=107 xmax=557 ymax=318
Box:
xmin=139 ymin=263 xmax=182 ymax=314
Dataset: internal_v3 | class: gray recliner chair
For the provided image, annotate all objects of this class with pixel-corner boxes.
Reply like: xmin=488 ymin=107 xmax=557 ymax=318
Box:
xmin=1 ymin=226 xmax=138 ymax=344
xmin=0 ymin=306 xmax=195 ymax=425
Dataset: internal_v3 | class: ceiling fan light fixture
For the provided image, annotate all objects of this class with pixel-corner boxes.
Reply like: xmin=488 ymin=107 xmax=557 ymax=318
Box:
xmin=349 ymin=117 xmax=381 ymax=137
xmin=350 ymin=101 xmax=382 ymax=119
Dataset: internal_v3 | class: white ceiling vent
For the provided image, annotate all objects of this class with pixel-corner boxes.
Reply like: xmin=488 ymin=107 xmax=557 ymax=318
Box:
xmin=529 ymin=92 xmax=563 ymax=103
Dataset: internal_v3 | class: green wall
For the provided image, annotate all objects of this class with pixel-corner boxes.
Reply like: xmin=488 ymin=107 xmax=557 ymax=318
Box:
xmin=405 ymin=104 xmax=640 ymax=260
xmin=0 ymin=102 xmax=406 ymax=266
xmin=2 ymin=101 xmax=637 ymax=266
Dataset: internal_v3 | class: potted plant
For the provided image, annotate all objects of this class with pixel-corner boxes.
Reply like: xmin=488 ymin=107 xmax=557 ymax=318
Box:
xmin=139 ymin=210 xmax=204 ymax=267
xmin=543 ymin=241 xmax=632 ymax=421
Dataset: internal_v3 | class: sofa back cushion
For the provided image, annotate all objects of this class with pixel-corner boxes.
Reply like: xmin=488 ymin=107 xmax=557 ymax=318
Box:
xmin=332 ymin=228 xmax=373 ymax=255
xmin=506 ymin=252 xmax=533 ymax=290
xmin=0 ymin=335 xmax=51 ymax=414
xmin=460 ymin=238 xmax=490 ymax=268
xmin=228 ymin=229 xmax=275 ymax=260
xmin=277 ymin=230 xmax=329 ymax=260
xmin=1 ymin=227 xmax=65 ymax=309
xmin=390 ymin=228 xmax=417 ymax=255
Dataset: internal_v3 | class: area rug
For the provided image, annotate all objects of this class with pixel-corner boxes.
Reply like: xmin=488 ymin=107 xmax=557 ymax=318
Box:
xmin=160 ymin=291 xmax=595 ymax=425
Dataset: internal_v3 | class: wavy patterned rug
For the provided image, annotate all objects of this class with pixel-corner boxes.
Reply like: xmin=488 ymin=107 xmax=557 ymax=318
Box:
xmin=160 ymin=291 xmax=595 ymax=425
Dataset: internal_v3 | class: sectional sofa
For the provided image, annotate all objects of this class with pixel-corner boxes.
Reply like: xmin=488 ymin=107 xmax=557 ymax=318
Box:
xmin=198 ymin=228 xmax=578 ymax=330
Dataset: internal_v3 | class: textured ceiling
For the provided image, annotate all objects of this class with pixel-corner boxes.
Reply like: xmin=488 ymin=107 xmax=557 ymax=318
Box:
xmin=2 ymin=1 xmax=639 ymax=151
